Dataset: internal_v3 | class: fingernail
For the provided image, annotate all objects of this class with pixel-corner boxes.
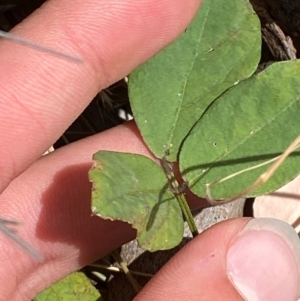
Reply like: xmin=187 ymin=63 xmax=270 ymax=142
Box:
xmin=227 ymin=218 xmax=300 ymax=301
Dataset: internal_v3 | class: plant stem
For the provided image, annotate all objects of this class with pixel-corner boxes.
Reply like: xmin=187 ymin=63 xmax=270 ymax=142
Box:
xmin=160 ymin=157 xmax=199 ymax=237
xmin=111 ymin=250 xmax=142 ymax=293
xmin=175 ymin=193 xmax=199 ymax=237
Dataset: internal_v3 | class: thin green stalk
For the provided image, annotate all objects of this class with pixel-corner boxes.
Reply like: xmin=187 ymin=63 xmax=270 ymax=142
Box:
xmin=160 ymin=157 xmax=199 ymax=237
xmin=175 ymin=193 xmax=198 ymax=237
xmin=111 ymin=250 xmax=142 ymax=293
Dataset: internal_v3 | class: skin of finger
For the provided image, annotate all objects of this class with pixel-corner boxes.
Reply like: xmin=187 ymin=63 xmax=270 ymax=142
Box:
xmin=254 ymin=174 xmax=300 ymax=230
xmin=0 ymin=121 xmax=207 ymax=300
xmin=134 ymin=218 xmax=250 ymax=301
xmin=0 ymin=0 xmax=202 ymax=194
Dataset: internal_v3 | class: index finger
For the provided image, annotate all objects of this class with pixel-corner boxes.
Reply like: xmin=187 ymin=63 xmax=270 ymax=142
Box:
xmin=0 ymin=0 xmax=202 ymax=193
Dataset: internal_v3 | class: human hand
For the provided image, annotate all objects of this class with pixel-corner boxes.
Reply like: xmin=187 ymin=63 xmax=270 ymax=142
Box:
xmin=0 ymin=0 xmax=300 ymax=300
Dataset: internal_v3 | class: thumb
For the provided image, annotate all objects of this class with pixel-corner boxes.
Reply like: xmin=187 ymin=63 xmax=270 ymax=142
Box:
xmin=134 ymin=218 xmax=300 ymax=301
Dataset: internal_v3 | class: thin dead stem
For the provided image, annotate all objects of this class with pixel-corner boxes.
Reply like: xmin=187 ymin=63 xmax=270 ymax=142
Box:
xmin=0 ymin=30 xmax=83 ymax=63
xmin=0 ymin=217 xmax=42 ymax=260
xmin=207 ymin=134 xmax=300 ymax=205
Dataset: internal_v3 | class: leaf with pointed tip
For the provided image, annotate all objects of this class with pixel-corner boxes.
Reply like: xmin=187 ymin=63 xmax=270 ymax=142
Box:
xmin=89 ymin=151 xmax=183 ymax=251
xmin=180 ymin=61 xmax=300 ymax=200
xmin=128 ymin=0 xmax=261 ymax=161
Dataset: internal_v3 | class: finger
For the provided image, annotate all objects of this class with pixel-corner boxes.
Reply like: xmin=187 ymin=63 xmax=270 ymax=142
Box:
xmin=135 ymin=218 xmax=300 ymax=301
xmin=0 ymin=0 xmax=202 ymax=193
xmin=0 ymin=121 xmax=207 ymax=300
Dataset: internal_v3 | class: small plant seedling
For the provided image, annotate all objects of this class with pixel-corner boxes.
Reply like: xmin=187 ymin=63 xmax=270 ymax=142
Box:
xmin=90 ymin=0 xmax=263 ymax=252
xmin=4 ymin=0 xmax=299 ymax=299
xmin=90 ymin=0 xmax=300 ymax=276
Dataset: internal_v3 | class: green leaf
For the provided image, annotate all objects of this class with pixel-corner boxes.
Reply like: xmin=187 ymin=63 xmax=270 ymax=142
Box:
xmin=34 ymin=272 xmax=102 ymax=301
xmin=180 ymin=61 xmax=300 ymax=200
xmin=89 ymin=151 xmax=183 ymax=251
xmin=129 ymin=0 xmax=261 ymax=161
